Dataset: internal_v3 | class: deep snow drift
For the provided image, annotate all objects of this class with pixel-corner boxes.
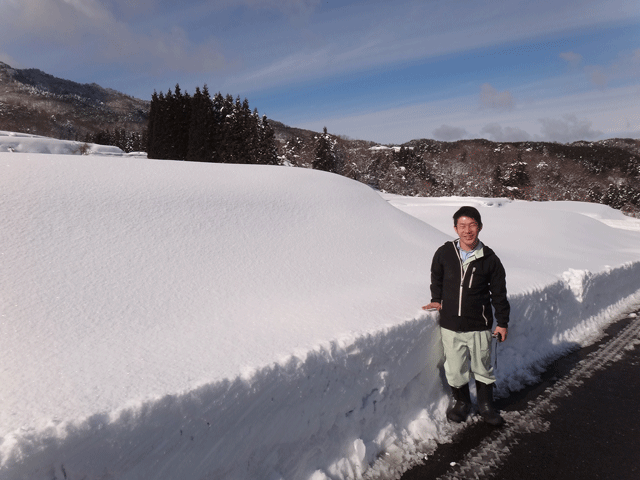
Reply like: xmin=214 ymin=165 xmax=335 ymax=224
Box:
xmin=0 ymin=130 xmax=139 ymax=156
xmin=2 ymin=132 xmax=640 ymax=479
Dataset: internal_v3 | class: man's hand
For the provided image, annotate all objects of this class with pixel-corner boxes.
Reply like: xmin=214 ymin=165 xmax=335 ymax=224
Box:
xmin=422 ymin=302 xmax=441 ymax=311
xmin=493 ymin=326 xmax=508 ymax=342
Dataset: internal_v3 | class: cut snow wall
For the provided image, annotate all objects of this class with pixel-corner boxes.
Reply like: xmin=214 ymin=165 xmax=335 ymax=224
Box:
xmin=495 ymin=261 xmax=640 ymax=396
xmin=3 ymin=261 xmax=640 ymax=480
xmin=1 ymin=317 xmax=447 ymax=480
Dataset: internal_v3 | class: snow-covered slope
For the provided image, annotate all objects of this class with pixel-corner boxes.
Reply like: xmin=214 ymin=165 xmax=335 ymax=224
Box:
xmin=1 ymin=134 xmax=640 ymax=479
xmin=0 ymin=130 xmax=141 ymax=155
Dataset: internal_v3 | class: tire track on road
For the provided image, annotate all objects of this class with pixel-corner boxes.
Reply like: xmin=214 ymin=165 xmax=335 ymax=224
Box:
xmin=437 ymin=310 xmax=640 ymax=480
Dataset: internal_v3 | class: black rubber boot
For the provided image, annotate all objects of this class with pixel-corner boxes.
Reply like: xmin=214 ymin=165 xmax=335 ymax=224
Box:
xmin=476 ymin=380 xmax=504 ymax=426
xmin=447 ymin=383 xmax=471 ymax=423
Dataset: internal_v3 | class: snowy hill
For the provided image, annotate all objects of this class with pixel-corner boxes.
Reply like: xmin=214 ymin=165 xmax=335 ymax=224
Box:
xmin=1 ymin=133 xmax=640 ymax=479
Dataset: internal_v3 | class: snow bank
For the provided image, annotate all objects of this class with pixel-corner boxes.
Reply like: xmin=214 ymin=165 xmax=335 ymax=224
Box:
xmin=2 ymin=137 xmax=640 ymax=479
xmin=0 ymin=130 xmax=142 ymax=156
xmin=384 ymin=195 xmax=640 ymax=396
xmin=1 ymin=152 xmax=449 ymax=479
xmin=368 ymin=145 xmax=412 ymax=153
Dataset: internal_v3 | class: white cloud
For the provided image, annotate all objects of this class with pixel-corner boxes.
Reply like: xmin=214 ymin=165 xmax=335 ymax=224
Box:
xmin=103 ymin=0 xmax=322 ymax=19
xmin=566 ymin=48 xmax=640 ymax=91
xmin=297 ymin=83 xmax=640 ymax=145
xmin=242 ymin=0 xmax=322 ymax=18
xmin=63 ymin=0 xmax=110 ymax=20
xmin=602 ymin=48 xmax=640 ymax=84
xmin=480 ymin=124 xmax=534 ymax=142
xmin=587 ymin=66 xmax=608 ymax=88
xmin=4 ymin=0 xmax=640 ymax=95
xmin=433 ymin=125 xmax=468 ymax=141
xmin=479 ymin=83 xmax=515 ymax=111
xmin=538 ymin=114 xmax=602 ymax=143
xmin=217 ymin=0 xmax=640 ymax=95
xmin=0 ymin=0 xmax=230 ymax=75
xmin=2 ymin=0 xmax=639 ymax=146
xmin=560 ymin=51 xmax=582 ymax=68
xmin=106 ymin=0 xmax=163 ymax=19
xmin=99 ymin=26 xmax=229 ymax=74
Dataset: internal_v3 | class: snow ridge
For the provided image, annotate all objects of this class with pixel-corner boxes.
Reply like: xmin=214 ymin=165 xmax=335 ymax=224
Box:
xmin=2 ymin=142 xmax=640 ymax=479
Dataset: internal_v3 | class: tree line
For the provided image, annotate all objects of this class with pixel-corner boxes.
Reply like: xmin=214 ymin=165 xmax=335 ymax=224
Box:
xmin=85 ymin=82 xmax=339 ymax=173
xmin=85 ymin=129 xmax=147 ymax=153
xmin=146 ymin=84 xmax=278 ymax=165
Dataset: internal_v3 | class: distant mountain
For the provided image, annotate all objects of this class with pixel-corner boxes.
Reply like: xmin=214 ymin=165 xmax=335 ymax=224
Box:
xmin=0 ymin=61 xmax=149 ymax=140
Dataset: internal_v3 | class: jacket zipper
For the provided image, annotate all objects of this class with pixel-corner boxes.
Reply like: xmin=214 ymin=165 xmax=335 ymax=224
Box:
xmin=456 ymin=248 xmax=464 ymax=316
xmin=455 ymin=244 xmax=477 ymax=316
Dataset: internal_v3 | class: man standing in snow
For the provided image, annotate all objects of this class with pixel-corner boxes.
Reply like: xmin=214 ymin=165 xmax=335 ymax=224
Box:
xmin=423 ymin=206 xmax=509 ymax=426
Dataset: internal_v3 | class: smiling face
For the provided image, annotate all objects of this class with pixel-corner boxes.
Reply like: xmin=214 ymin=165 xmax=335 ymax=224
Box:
xmin=454 ymin=215 xmax=482 ymax=251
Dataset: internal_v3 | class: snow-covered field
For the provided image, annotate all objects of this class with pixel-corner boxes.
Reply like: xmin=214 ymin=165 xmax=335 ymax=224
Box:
xmin=0 ymin=130 xmax=143 ymax=156
xmin=2 ymin=131 xmax=640 ymax=480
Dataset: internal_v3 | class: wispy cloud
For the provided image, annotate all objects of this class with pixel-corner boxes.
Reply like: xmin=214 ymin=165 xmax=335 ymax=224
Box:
xmin=298 ymin=82 xmax=639 ymax=144
xmin=0 ymin=0 xmax=233 ymax=76
xmin=210 ymin=0 xmax=640 ymax=93
xmin=433 ymin=125 xmax=469 ymax=142
xmin=539 ymin=114 xmax=602 ymax=143
xmin=479 ymin=84 xmax=515 ymax=111
xmin=586 ymin=66 xmax=608 ymax=88
xmin=1 ymin=0 xmax=639 ymax=143
xmin=242 ymin=0 xmax=322 ymax=18
xmin=4 ymin=0 xmax=639 ymax=87
xmin=560 ymin=51 xmax=583 ymax=68
xmin=560 ymin=48 xmax=640 ymax=91
xmin=480 ymin=124 xmax=533 ymax=142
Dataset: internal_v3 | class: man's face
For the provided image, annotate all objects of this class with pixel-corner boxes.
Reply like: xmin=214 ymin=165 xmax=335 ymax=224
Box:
xmin=454 ymin=216 xmax=482 ymax=249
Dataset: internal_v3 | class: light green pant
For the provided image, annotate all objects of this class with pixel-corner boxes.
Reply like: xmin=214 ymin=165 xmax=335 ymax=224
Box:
xmin=440 ymin=327 xmax=496 ymax=388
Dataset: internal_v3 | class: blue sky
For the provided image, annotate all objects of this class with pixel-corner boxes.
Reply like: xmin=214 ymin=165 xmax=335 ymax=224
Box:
xmin=1 ymin=0 xmax=639 ymax=143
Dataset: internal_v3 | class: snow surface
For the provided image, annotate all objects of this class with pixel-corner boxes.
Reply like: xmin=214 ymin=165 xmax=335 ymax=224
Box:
xmin=368 ymin=145 xmax=413 ymax=153
xmin=0 ymin=130 xmax=143 ymax=156
xmin=2 ymin=133 xmax=640 ymax=480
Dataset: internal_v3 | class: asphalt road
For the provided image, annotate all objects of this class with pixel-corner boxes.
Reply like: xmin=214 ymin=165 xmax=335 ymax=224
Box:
xmin=401 ymin=308 xmax=640 ymax=480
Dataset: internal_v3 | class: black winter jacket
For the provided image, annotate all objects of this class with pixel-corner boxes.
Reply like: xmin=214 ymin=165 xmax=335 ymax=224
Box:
xmin=430 ymin=240 xmax=510 ymax=332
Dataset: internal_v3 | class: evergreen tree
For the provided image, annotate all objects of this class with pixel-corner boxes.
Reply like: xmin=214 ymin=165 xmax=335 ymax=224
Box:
xmin=187 ymin=86 xmax=209 ymax=161
xmin=219 ymin=94 xmax=235 ymax=162
xmin=147 ymin=88 xmax=174 ymax=160
xmin=209 ymin=91 xmax=226 ymax=163
xmin=163 ymin=87 xmax=176 ymax=159
xmin=313 ymin=127 xmax=336 ymax=173
xmin=168 ymin=84 xmax=191 ymax=160
xmin=258 ymin=115 xmax=279 ymax=165
xmin=147 ymin=91 xmax=160 ymax=158
xmin=247 ymin=108 xmax=261 ymax=163
xmin=147 ymin=83 xmax=275 ymax=165
xmin=232 ymin=96 xmax=253 ymax=163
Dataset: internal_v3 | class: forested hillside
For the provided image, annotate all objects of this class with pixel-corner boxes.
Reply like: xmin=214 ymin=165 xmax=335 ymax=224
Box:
xmin=0 ymin=61 xmax=147 ymax=141
xmin=274 ymin=126 xmax=640 ymax=217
